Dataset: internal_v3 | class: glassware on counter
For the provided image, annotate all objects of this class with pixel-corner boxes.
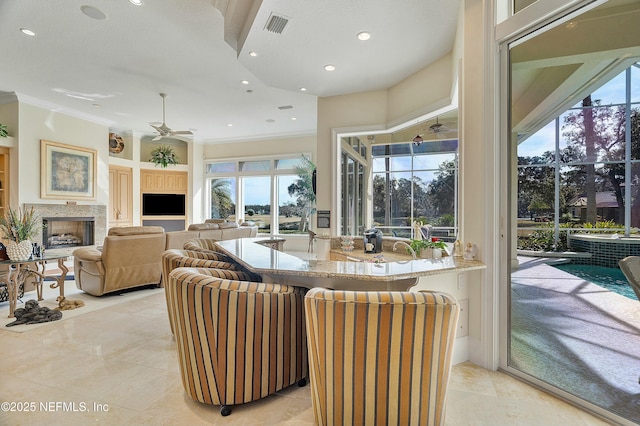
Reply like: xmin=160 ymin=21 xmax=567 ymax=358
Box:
xmin=341 ymin=236 xmax=355 ymax=252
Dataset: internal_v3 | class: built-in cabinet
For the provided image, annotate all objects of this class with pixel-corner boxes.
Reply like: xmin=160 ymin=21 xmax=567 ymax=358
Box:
xmin=140 ymin=169 xmax=188 ymax=232
xmin=108 ymin=165 xmax=133 ymax=228
xmin=0 ymin=147 xmax=9 ymax=219
xmin=141 ymin=170 xmax=188 ymax=193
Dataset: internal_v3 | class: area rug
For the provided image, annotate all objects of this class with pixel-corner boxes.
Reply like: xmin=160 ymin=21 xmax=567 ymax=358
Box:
xmin=0 ymin=280 xmax=163 ymax=333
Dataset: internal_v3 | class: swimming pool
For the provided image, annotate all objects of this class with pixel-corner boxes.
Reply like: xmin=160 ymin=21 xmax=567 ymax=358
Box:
xmin=553 ymin=263 xmax=638 ymax=301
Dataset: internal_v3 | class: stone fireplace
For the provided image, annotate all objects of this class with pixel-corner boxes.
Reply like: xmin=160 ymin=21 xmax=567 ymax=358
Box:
xmin=25 ymin=204 xmax=107 ymax=255
xmin=42 ymin=217 xmax=95 ymax=249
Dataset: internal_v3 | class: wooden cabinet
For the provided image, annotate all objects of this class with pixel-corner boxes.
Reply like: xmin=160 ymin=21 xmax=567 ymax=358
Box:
xmin=0 ymin=147 xmax=8 ymax=219
xmin=140 ymin=170 xmax=187 ymax=193
xmin=109 ymin=165 xmax=133 ymax=228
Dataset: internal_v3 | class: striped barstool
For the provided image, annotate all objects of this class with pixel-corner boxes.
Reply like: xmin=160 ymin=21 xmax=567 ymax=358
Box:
xmin=161 ymin=249 xmax=257 ymax=334
xmin=167 ymin=267 xmax=308 ymax=416
xmin=304 ymin=288 xmax=459 ymax=426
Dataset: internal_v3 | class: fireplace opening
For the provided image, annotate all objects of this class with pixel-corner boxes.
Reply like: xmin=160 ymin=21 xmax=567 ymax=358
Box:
xmin=42 ymin=217 xmax=95 ymax=249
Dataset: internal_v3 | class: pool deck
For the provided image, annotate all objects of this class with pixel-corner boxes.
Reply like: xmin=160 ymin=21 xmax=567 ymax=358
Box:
xmin=511 ymin=256 xmax=640 ymax=423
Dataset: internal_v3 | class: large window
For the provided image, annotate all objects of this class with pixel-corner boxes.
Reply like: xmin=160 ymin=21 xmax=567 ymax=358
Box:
xmin=370 ymin=140 xmax=459 ymax=241
xmin=205 ymin=155 xmax=313 ymax=235
xmin=517 ymin=65 xmax=640 ymax=250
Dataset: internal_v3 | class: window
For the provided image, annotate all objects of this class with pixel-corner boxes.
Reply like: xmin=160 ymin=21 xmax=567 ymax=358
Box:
xmin=370 ymin=141 xmax=459 ymax=240
xmin=516 ymin=64 xmax=640 ymax=249
xmin=205 ymin=154 xmax=313 ymax=235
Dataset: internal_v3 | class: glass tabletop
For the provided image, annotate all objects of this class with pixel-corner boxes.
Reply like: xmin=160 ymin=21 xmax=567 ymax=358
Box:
xmin=0 ymin=253 xmax=68 ymax=265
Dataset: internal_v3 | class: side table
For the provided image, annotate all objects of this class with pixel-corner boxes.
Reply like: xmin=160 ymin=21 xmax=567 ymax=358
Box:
xmin=0 ymin=254 xmax=69 ymax=318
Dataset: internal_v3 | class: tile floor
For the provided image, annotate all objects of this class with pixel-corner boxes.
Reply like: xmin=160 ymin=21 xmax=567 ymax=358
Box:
xmin=0 ymin=289 xmax=611 ymax=425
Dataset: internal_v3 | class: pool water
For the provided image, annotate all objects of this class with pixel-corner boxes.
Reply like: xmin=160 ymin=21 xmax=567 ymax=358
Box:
xmin=553 ymin=263 xmax=639 ymax=301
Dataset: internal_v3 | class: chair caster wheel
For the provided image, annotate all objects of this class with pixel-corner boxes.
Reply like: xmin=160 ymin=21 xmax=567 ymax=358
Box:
xmin=297 ymin=378 xmax=307 ymax=387
xmin=220 ymin=405 xmax=232 ymax=416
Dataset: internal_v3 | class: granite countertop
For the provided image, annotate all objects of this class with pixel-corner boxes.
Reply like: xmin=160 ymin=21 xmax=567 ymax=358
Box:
xmin=214 ymin=238 xmax=485 ymax=284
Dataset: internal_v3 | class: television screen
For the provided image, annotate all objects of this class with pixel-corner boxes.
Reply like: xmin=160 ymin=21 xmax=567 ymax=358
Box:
xmin=142 ymin=193 xmax=186 ymax=216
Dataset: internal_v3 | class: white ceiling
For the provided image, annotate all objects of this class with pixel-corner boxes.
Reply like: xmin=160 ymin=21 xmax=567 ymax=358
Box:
xmin=0 ymin=0 xmax=460 ymax=144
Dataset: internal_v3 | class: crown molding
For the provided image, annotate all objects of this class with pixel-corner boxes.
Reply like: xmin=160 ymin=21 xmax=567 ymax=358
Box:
xmin=14 ymin=92 xmax=114 ymax=127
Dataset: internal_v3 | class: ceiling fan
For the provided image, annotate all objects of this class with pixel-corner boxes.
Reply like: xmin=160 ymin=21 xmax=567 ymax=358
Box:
xmin=412 ymin=116 xmax=457 ymax=145
xmin=150 ymin=93 xmax=193 ymax=141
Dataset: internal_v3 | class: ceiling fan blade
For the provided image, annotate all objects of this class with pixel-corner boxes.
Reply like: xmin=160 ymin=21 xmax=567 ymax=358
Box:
xmin=152 ymin=135 xmax=163 ymax=141
xmin=150 ymin=93 xmax=193 ymax=139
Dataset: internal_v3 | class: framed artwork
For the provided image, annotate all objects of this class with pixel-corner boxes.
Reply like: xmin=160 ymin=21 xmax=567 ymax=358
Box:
xmin=41 ymin=140 xmax=97 ymax=200
xmin=317 ymin=210 xmax=330 ymax=228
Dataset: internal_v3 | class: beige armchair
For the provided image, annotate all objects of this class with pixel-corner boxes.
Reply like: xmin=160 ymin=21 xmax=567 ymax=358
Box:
xmin=166 ymin=267 xmax=308 ymax=416
xmin=73 ymin=226 xmax=166 ymax=296
xmin=304 ymin=288 xmax=459 ymax=426
xmin=618 ymin=256 xmax=640 ymax=301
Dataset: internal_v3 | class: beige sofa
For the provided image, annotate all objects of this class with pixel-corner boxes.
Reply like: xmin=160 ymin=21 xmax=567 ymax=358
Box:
xmin=165 ymin=220 xmax=258 ymax=250
xmin=72 ymin=221 xmax=257 ymax=297
xmin=73 ymin=226 xmax=167 ymax=296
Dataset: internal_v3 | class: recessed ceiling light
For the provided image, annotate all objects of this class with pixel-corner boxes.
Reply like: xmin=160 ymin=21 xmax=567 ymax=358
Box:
xmin=92 ymin=103 xmax=101 ymax=108
xmin=249 ymin=51 xmax=258 ymax=57
xmin=300 ymin=87 xmax=307 ymax=92
xmin=291 ymin=117 xmax=297 ymax=121
xmin=80 ymin=5 xmax=107 ymax=20
xmin=357 ymin=31 xmax=371 ymax=41
xmin=246 ymin=89 xmax=253 ymax=93
xmin=227 ymin=123 xmax=233 ymax=127
xmin=324 ymin=64 xmax=336 ymax=71
xmin=20 ymin=28 xmax=36 ymax=36
xmin=129 ymin=0 xmax=143 ymax=5
xmin=241 ymin=80 xmax=249 ymax=85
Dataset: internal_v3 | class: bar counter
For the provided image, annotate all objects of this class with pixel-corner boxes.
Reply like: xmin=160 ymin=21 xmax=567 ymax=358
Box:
xmin=214 ymin=238 xmax=485 ymax=291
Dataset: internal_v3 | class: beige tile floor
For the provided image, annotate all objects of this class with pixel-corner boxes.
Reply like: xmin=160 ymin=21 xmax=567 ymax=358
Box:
xmin=0 ymin=290 xmax=610 ymax=426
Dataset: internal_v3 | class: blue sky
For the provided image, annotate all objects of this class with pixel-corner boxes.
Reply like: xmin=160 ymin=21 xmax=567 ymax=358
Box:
xmin=518 ymin=65 xmax=640 ymax=158
xmin=241 ymin=175 xmax=297 ymax=206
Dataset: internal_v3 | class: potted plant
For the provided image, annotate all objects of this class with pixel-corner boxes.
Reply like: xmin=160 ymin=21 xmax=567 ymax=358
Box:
xmin=149 ymin=145 xmax=179 ymax=168
xmin=0 ymin=124 xmax=8 ymax=138
xmin=408 ymin=238 xmax=448 ymax=259
xmin=0 ymin=206 xmax=40 ymax=260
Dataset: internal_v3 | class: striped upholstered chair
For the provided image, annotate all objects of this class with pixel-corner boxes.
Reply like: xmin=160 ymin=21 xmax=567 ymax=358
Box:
xmin=167 ymin=267 xmax=308 ymax=416
xmin=161 ymin=250 xmax=261 ymax=334
xmin=304 ymin=288 xmax=459 ymax=426
xmin=183 ymin=238 xmax=229 ymax=257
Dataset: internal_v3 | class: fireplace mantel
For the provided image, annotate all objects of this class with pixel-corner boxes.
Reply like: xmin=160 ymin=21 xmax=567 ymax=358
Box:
xmin=25 ymin=204 xmax=107 ymax=255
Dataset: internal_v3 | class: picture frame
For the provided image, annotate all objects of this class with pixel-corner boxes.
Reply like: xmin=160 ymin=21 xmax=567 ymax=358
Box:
xmin=317 ymin=210 xmax=331 ymax=228
xmin=41 ymin=140 xmax=97 ymax=200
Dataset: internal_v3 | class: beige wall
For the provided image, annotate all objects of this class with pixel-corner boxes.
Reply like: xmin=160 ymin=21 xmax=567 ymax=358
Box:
xmin=0 ymin=100 xmax=18 ymax=138
xmin=202 ymin=134 xmax=316 ymax=160
xmin=387 ymin=53 xmax=455 ymax=126
xmin=16 ymin=102 xmax=110 ymax=208
xmin=316 ymin=90 xmax=387 ymax=217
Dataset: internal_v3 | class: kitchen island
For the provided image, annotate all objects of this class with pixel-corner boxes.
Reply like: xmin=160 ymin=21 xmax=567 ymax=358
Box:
xmin=214 ymin=237 xmax=485 ymax=291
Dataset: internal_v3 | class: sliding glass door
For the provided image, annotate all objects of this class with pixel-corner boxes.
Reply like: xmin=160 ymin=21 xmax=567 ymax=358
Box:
xmin=506 ymin=2 xmax=640 ymax=423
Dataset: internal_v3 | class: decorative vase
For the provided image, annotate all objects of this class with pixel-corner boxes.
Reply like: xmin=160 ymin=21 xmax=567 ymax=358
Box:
xmin=420 ymin=248 xmax=433 ymax=259
xmin=6 ymin=240 xmax=33 ymax=261
xmin=420 ymin=248 xmax=442 ymax=259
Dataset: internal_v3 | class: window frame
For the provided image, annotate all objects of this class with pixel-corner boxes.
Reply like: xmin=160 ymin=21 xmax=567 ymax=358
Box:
xmin=204 ymin=153 xmax=313 ymax=235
